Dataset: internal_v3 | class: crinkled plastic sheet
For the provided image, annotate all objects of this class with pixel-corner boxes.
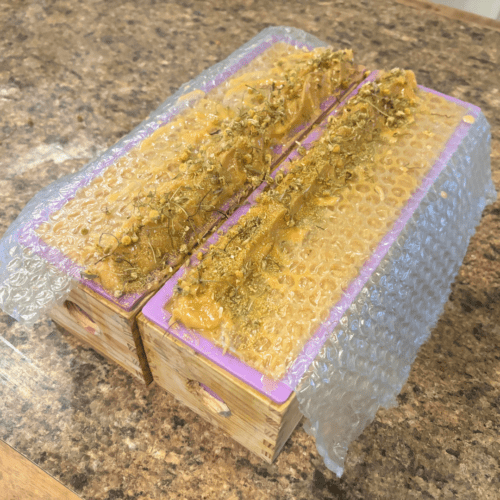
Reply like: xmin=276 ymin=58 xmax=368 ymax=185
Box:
xmin=0 ymin=26 xmax=326 ymax=325
xmin=296 ymin=111 xmax=496 ymax=476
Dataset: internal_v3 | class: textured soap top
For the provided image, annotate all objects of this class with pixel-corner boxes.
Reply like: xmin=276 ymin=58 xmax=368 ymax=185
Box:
xmin=166 ymin=69 xmax=470 ymax=380
xmin=35 ymin=44 xmax=364 ymax=299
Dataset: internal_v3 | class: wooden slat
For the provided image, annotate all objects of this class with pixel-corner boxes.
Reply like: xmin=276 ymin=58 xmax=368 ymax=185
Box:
xmin=0 ymin=440 xmax=81 ymax=500
xmin=395 ymin=0 xmax=500 ymax=32
xmin=50 ymin=303 xmax=134 ymax=361
xmin=146 ymin=347 xmax=281 ymax=438
xmin=142 ymin=325 xmax=285 ymax=424
xmin=147 ymin=346 xmax=284 ymax=437
xmin=70 ymin=286 xmax=154 ymax=383
xmin=147 ymin=349 xmax=283 ymax=460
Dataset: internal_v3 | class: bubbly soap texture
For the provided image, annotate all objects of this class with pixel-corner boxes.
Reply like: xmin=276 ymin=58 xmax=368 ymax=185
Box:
xmin=169 ymin=73 xmax=467 ymax=380
xmin=36 ymin=44 xmax=363 ymax=297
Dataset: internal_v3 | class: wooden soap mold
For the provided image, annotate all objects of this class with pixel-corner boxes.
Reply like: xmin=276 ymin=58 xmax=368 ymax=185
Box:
xmin=138 ymin=314 xmax=302 ymax=463
xmin=135 ymin=77 xmax=397 ymax=464
xmin=135 ymin=80 xmax=477 ymax=459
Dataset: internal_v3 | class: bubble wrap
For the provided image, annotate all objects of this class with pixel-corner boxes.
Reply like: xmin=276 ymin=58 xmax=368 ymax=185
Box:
xmin=296 ymin=111 xmax=496 ymax=476
xmin=0 ymin=24 xmax=495 ymax=478
xmin=0 ymin=26 xmax=327 ymax=324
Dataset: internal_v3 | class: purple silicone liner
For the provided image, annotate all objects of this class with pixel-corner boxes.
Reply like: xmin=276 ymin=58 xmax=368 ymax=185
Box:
xmin=143 ymin=82 xmax=479 ymax=404
xmin=17 ymin=33 xmax=321 ymax=312
xmin=200 ymin=383 xmax=225 ymax=403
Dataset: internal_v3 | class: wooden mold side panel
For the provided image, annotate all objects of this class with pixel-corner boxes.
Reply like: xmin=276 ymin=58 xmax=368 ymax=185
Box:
xmin=138 ymin=314 xmax=302 ymax=463
xmin=272 ymin=393 xmax=303 ymax=462
xmin=147 ymin=347 xmax=277 ymax=460
xmin=49 ymin=304 xmax=144 ymax=381
xmin=49 ymin=285 xmax=153 ymax=384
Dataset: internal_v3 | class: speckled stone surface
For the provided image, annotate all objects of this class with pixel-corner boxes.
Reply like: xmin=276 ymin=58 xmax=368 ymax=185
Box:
xmin=1 ymin=1 xmax=499 ymax=499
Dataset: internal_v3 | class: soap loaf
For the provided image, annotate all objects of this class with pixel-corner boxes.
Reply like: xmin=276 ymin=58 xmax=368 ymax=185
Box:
xmin=140 ymin=66 xmax=494 ymax=464
xmin=9 ymin=27 xmax=364 ymax=382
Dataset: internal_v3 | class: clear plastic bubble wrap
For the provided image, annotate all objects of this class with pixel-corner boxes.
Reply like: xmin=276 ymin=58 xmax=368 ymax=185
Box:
xmin=0 ymin=23 xmax=495 ymax=479
xmin=296 ymin=110 xmax=496 ymax=476
xmin=0 ymin=26 xmax=337 ymax=324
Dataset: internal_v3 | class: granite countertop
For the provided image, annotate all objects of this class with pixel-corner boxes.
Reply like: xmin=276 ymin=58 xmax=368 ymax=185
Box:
xmin=1 ymin=1 xmax=499 ymax=499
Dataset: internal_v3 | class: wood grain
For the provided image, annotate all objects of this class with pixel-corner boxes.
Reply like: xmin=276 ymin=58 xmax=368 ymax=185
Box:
xmin=396 ymin=0 xmax=500 ymax=32
xmin=49 ymin=285 xmax=153 ymax=384
xmin=138 ymin=313 xmax=303 ymax=463
xmin=0 ymin=440 xmax=81 ymax=500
